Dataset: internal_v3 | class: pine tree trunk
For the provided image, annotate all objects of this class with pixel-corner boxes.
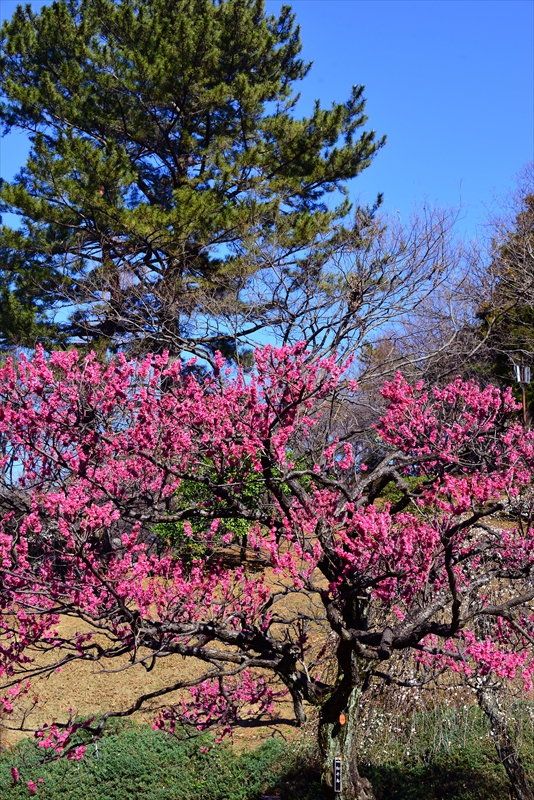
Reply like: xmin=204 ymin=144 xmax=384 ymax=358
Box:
xmin=476 ymin=687 xmax=534 ymax=800
xmin=318 ymin=688 xmax=376 ymax=800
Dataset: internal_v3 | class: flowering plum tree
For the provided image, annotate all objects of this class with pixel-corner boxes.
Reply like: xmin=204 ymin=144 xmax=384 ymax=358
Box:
xmin=1 ymin=344 xmax=534 ymax=800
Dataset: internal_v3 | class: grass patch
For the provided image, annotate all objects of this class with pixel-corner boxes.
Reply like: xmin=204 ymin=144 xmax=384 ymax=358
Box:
xmin=358 ymin=703 xmax=534 ymax=799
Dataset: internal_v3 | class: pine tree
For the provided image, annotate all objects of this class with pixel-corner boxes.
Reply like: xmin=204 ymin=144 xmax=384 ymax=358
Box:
xmin=0 ymin=0 xmax=384 ymax=357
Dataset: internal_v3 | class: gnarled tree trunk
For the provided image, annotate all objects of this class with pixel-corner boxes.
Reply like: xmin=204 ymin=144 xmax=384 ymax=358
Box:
xmin=476 ymin=687 xmax=534 ymax=800
xmin=318 ymin=688 xmax=376 ymax=800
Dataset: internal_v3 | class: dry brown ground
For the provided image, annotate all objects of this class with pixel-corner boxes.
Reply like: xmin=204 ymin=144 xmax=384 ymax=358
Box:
xmin=0 ymin=553 xmax=316 ymax=751
xmin=1 ymin=617 xmax=301 ymax=751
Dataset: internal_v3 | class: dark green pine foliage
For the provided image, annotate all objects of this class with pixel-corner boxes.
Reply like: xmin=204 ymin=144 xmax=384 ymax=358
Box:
xmin=0 ymin=0 xmax=384 ymax=357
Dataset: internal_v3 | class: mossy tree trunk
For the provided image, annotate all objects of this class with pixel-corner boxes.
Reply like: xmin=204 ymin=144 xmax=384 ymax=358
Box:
xmin=318 ymin=687 xmax=376 ymax=800
xmin=476 ymin=687 xmax=534 ymax=800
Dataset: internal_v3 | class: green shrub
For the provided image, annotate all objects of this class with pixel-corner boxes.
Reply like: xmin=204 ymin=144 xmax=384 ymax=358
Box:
xmin=0 ymin=724 xmax=320 ymax=800
xmin=2 ymin=706 xmax=534 ymax=799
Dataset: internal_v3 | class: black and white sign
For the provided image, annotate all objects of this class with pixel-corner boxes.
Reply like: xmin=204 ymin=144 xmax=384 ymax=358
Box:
xmin=334 ymin=757 xmax=342 ymax=793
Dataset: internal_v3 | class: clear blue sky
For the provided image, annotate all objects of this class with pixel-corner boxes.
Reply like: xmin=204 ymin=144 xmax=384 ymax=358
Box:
xmin=1 ymin=0 xmax=533 ymax=237
xmin=265 ymin=0 xmax=534 ymax=235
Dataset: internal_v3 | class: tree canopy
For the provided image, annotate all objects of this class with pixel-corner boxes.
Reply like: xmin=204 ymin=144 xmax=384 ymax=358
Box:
xmin=0 ymin=0 xmax=384 ymax=357
xmin=2 ymin=344 xmax=534 ymax=799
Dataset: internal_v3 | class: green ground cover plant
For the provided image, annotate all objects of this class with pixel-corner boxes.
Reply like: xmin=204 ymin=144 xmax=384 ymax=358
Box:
xmin=0 ymin=722 xmax=321 ymax=800
xmin=1 ymin=705 xmax=534 ymax=799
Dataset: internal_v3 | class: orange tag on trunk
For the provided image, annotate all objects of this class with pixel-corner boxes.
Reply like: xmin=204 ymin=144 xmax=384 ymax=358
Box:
xmin=339 ymin=713 xmax=346 ymax=725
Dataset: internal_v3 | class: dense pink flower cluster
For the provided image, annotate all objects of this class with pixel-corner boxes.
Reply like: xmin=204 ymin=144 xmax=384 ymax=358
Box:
xmin=153 ymin=670 xmax=279 ymax=741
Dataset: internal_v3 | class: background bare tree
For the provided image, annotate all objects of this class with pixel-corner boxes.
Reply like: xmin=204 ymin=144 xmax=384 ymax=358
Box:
xmin=354 ymin=163 xmax=534 ymax=396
